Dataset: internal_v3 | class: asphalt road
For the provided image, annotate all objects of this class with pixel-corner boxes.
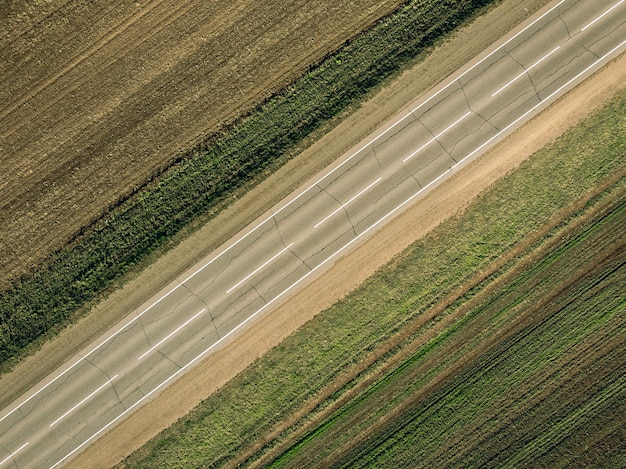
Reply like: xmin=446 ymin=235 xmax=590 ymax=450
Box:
xmin=1 ymin=0 xmax=625 ymax=467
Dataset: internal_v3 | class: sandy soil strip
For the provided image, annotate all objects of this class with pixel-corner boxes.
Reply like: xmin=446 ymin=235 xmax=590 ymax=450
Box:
xmin=0 ymin=0 xmax=554 ymax=409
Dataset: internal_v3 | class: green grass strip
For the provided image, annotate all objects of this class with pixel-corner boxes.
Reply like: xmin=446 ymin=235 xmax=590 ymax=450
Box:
xmin=329 ymin=198 xmax=625 ymax=468
xmin=0 ymin=0 xmax=500 ymax=371
xmin=120 ymin=81 xmax=626 ymax=468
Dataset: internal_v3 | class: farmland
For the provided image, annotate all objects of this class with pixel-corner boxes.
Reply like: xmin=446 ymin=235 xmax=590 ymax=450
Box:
xmin=0 ymin=0 xmax=509 ymax=372
xmin=118 ymin=85 xmax=626 ymax=467
xmin=269 ymin=169 xmax=626 ymax=468
xmin=0 ymin=0 xmax=404 ymax=289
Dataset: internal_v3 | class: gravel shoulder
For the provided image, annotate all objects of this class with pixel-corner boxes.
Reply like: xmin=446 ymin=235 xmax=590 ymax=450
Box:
xmin=71 ymin=8 xmax=624 ymax=469
xmin=76 ymin=53 xmax=623 ymax=467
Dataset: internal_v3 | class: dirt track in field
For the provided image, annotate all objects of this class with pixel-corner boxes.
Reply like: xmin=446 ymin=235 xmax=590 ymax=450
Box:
xmin=0 ymin=0 xmax=403 ymax=288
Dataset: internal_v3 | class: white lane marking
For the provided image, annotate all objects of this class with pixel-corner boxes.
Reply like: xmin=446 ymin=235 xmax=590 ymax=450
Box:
xmin=402 ymin=111 xmax=472 ymax=162
xmin=464 ymin=38 xmax=626 ymax=164
xmin=226 ymin=243 xmax=295 ymax=294
xmin=0 ymin=442 xmax=29 ymax=467
xmin=49 ymin=375 xmax=118 ymax=428
xmin=314 ymin=177 xmax=382 ymax=229
xmin=0 ymin=1 xmax=571 ymax=428
xmin=0 ymin=287 xmax=180 ymax=426
xmin=581 ymin=0 xmax=624 ymax=32
xmin=491 ymin=45 xmax=561 ymax=96
xmin=138 ymin=308 xmax=207 ymax=360
xmin=175 ymin=0 xmax=571 ymax=282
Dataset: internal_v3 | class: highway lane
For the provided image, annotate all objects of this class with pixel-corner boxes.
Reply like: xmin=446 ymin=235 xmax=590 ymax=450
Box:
xmin=1 ymin=0 xmax=625 ymax=466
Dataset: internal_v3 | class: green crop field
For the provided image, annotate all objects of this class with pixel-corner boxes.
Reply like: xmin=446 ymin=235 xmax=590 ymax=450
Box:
xmin=119 ymin=87 xmax=626 ymax=467
xmin=0 ymin=0 xmax=500 ymax=373
xmin=272 ymin=173 xmax=625 ymax=468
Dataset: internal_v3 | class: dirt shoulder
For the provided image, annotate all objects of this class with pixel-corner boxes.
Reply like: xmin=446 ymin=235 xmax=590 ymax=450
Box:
xmin=0 ymin=0 xmax=554 ymax=409
xmin=5 ymin=0 xmax=623 ymax=465
xmin=69 ymin=13 xmax=624 ymax=469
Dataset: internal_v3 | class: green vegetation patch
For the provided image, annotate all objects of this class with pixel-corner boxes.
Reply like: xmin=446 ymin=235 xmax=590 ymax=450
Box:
xmin=120 ymin=85 xmax=626 ymax=467
xmin=0 ymin=0 xmax=500 ymax=371
xmin=279 ymin=184 xmax=625 ymax=468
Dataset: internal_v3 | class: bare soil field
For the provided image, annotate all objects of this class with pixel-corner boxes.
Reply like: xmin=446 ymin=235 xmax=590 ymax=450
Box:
xmin=0 ymin=0 xmax=403 ymax=288
xmin=71 ymin=26 xmax=626 ymax=469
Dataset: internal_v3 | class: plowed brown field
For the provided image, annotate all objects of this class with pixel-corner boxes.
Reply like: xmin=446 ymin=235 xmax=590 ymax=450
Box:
xmin=0 ymin=0 xmax=402 ymax=288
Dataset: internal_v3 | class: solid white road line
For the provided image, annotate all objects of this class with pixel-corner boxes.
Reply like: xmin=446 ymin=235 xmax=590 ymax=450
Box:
xmin=0 ymin=1 xmax=573 ymax=428
xmin=47 ymin=36 xmax=625 ymax=467
xmin=581 ymin=0 xmax=624 ymax=31
xmin=314 ymin=178 xmax=382 ymax=229
xmin=402 ymin=111 xmax=472 ymax=162
xmin=175 ymin=0 xmax=572 ymax=283
xmin=226 ymin=243 xmax=295 ymax=294
xmin=0 ymin=442 xmax=28 ymax=467
xmin=49 ymin=375 xmax=118 ymax=428
xmin=491 ymin=45 xmax=561 ymax=96
xmin=138 ymin=309 xmax=207 ymax=361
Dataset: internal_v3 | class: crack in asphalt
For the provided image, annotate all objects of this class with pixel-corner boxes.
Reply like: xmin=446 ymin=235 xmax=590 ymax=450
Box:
xmin=301 ymin=225 xmax=356 ymax=268
xmin=251 ymin=284 xmax=267 ymax=305
xmin=371 ymin=146 xmax=382 ymax=168
xmin=180 ymin=281 xmax=211 ymax=318
xmin=411 ymin=174 xmax=423 ymax=189
xmin=504 ymin=50 xmax=542 ymax=102
xmin=157 ymin=349 xmax=183 ymax=370
xmin=496 ymin=87 xmax=540 ymax=123
xmin=535 ymin=46 xmax=592 ymax=97
xmin=557 ymin=7 xmax=573 ymax=38
xmin=374 ymin=113 xmax=418 ymax=149
xmin=448 ymin=119 xmax=497 ymax=158
xmin=192 ymin=220 xmax=276 ymax=298
xmin=460 ymin=83 xmax=500 ymax=132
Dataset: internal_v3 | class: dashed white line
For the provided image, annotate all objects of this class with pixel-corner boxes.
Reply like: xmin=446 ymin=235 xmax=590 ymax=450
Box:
xmin=0 ymin=0 xmax=572 ymax=429
xmin=581 ymin=0 xmax=624 ymax=31
xmin=0 ymin=442 xmax=29 ymax=467
xmin=226 ymin=243 xmax=294 ymax=294
xmin=0 ymin=286 xmax=179 ymax=426
xmin=402 ymin=111 xmax=472 ymax=162
xmin=314 ymin=178 xmax=382 ymax=229
xmin=491 ymin=45 xmax=561 ymax=96
xmin=138 ymin=309 xmax=207 ymax=360
xmin=466 ymin=38 xmax=626 ymax=164
xmin=9 ymin=8 xmax=625 ymax=469
xmin=49 ymin=375 xmax=118 ymax=428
